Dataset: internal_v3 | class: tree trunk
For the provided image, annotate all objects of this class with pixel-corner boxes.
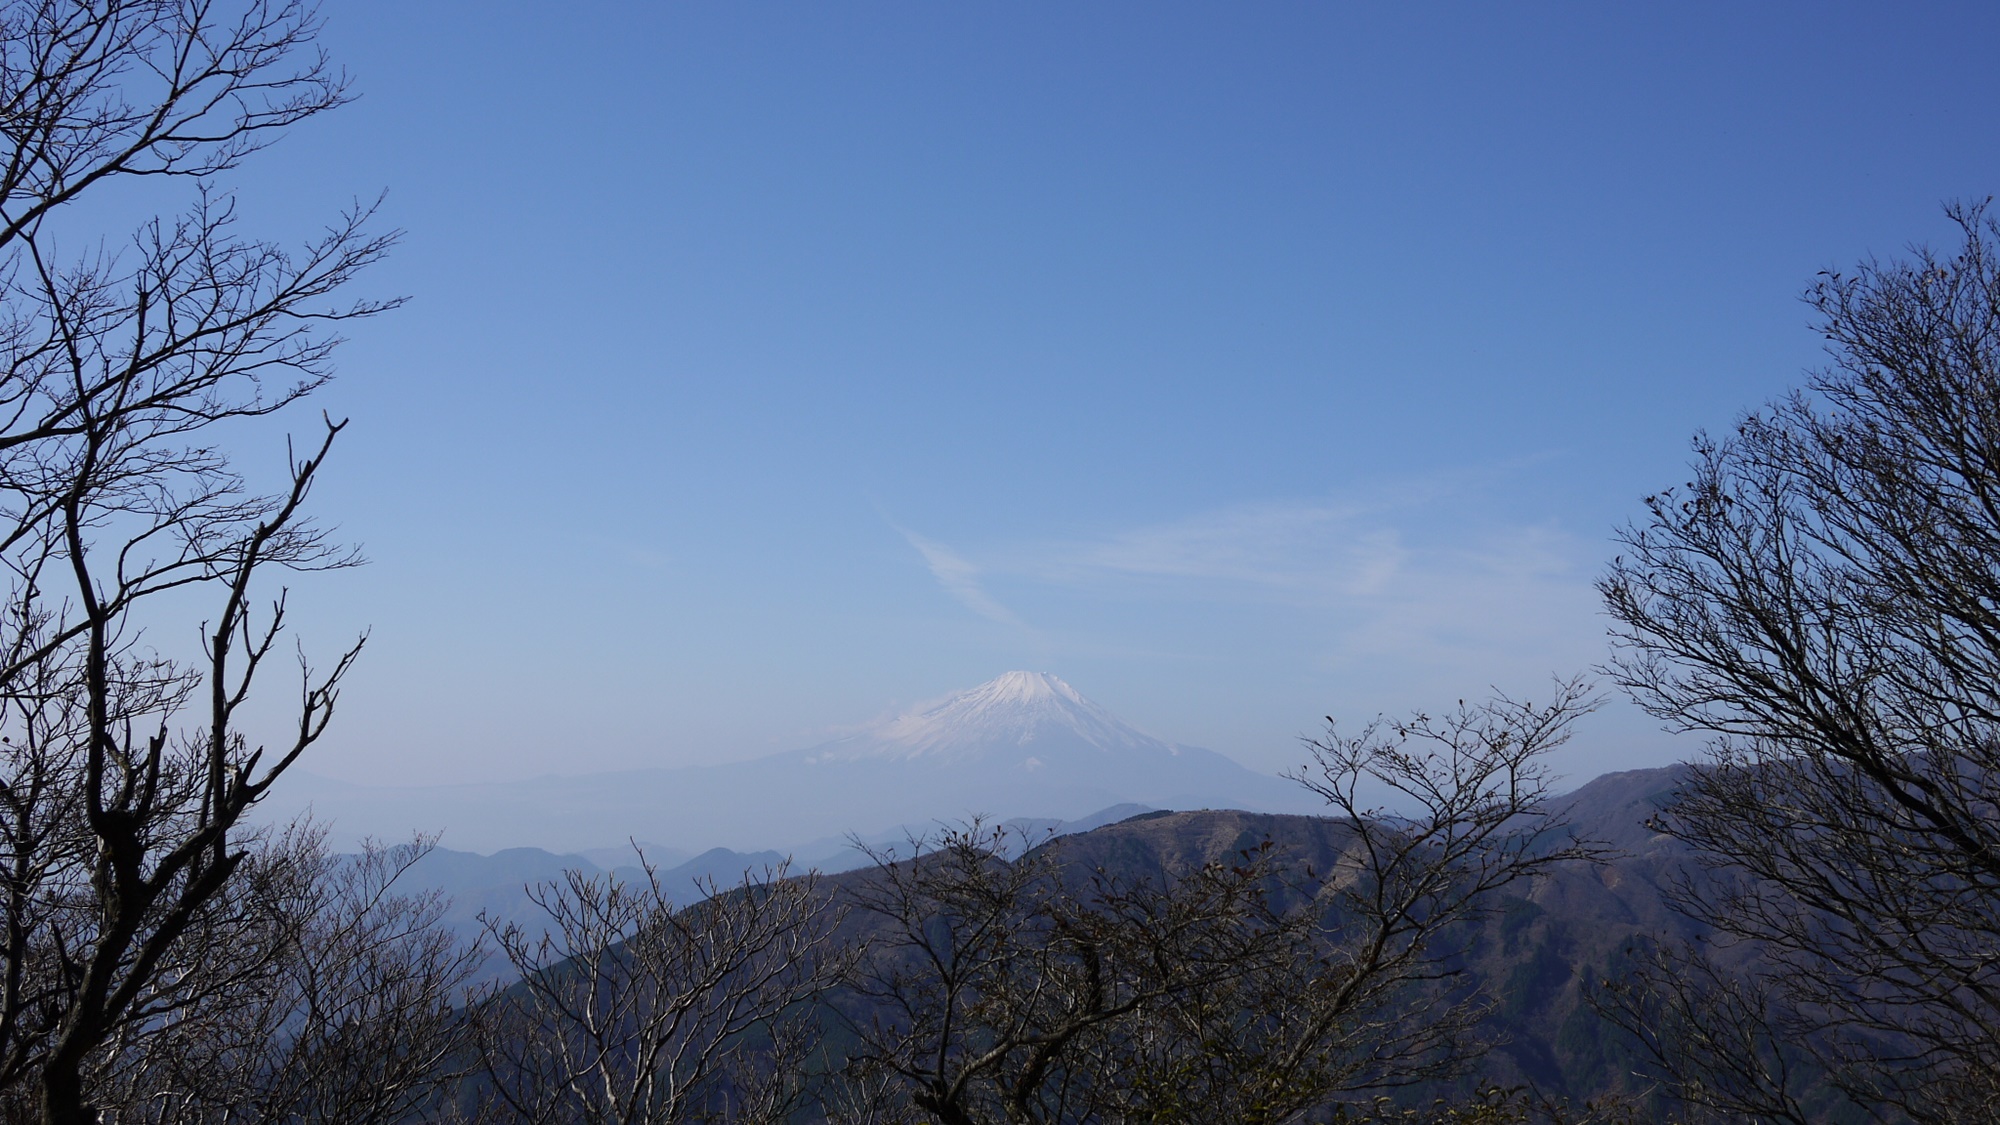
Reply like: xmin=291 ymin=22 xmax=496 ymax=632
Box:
xmin=38 ymin=1056 xmax=94 ymax=1125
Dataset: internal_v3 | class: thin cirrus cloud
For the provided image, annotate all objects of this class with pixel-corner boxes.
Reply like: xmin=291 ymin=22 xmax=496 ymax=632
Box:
xmin=1040 ymin=501 xmax=1406 ymax=601
xmin=896 ymin=493 xmax=1609 ymax=682
xmin=897 ymin=527 xmax=1029 ymax=628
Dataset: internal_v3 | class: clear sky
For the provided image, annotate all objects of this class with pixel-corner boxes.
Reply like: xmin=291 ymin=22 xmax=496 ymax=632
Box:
xmin=218 ymin=1 xmax=2000 ymax=786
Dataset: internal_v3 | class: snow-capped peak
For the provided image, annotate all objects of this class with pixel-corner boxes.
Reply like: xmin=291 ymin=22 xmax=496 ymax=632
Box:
xmin=810 ymin=672 xmax=1174 ymax=763
xmin=965 ymin=671 xmax=1084 ymax=706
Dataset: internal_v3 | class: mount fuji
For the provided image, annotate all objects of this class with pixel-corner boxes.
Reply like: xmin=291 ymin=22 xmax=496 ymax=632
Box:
xmin=779 ymin=672 xmax=1307 ymax=816
xmin=263 ymin=673 xmax=1321 ymax=855
xmin=805 ymin=671 xmax=1179 ymax=763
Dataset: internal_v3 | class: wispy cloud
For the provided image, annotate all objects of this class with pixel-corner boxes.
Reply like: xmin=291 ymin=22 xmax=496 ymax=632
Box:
xmin=879 ymin=472 xmax=1659 ymax=776
xmin=1045 ymin=501 xmax=1405 ymax=599
xmin=894 ymin=479 xmax=1606 ymax=696
xmin=1319 ymin=522 xmax=1602 ymax=675
xmin=898 ymin=528 xmax=1028 ymax=628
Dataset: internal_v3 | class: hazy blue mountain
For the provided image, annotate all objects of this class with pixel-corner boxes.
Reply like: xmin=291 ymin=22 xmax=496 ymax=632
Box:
xmin=265 ymin=672 xmax=1317 ymax=854
xmin=781 ymin=801 xmax=1162 ymax=873
xmin=394 ymin=843 xmax=785 ymax=948
xmin=386 ymin=801 xmax=1162 ymax=961
xmin=576 ymin=842 xmax=693 ymax=870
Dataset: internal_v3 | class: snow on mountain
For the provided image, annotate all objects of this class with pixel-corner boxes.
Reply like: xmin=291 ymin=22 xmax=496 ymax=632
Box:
xmin=806 ymin=671 xmax=1170 ymax=763
xmin=768 ymin=671 xmax=1310 ymax=826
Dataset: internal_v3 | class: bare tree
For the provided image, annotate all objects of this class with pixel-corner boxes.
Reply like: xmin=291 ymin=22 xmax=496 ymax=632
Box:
xmin=1265 ymin=680 xmax=1609 ymax=1112
xmin=1324 ymin=1085 xmax=1653 ymax=1125
xmin=0 ymin=2 xmax=396 ymax=1120
xmin=1599 ymin=202 xmax=2000 ymax=1122
xmin=834 ymin=820 xmax=1291 ymax=1125
xmin=91 ymin=832 xmax=484 ymax=1124
xmin=1588 ymin=938 xmax=1817 ymax=1125
xmin=834 ymin=681 xmax=1605 ymax=1125
xmin=467 ymin=858 xmax=844 ymax=1125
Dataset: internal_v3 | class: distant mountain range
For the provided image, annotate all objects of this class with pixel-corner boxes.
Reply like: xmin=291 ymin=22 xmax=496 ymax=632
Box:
xmin=265 ymin=672 xmax=1319 ymax=854
xmin=395 ymin=801 xmax=1160 ymax=963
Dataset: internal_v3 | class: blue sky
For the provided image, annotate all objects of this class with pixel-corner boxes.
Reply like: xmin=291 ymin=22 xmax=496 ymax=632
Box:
xmin=220 ymin=2 xmax=2000 ymax=785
